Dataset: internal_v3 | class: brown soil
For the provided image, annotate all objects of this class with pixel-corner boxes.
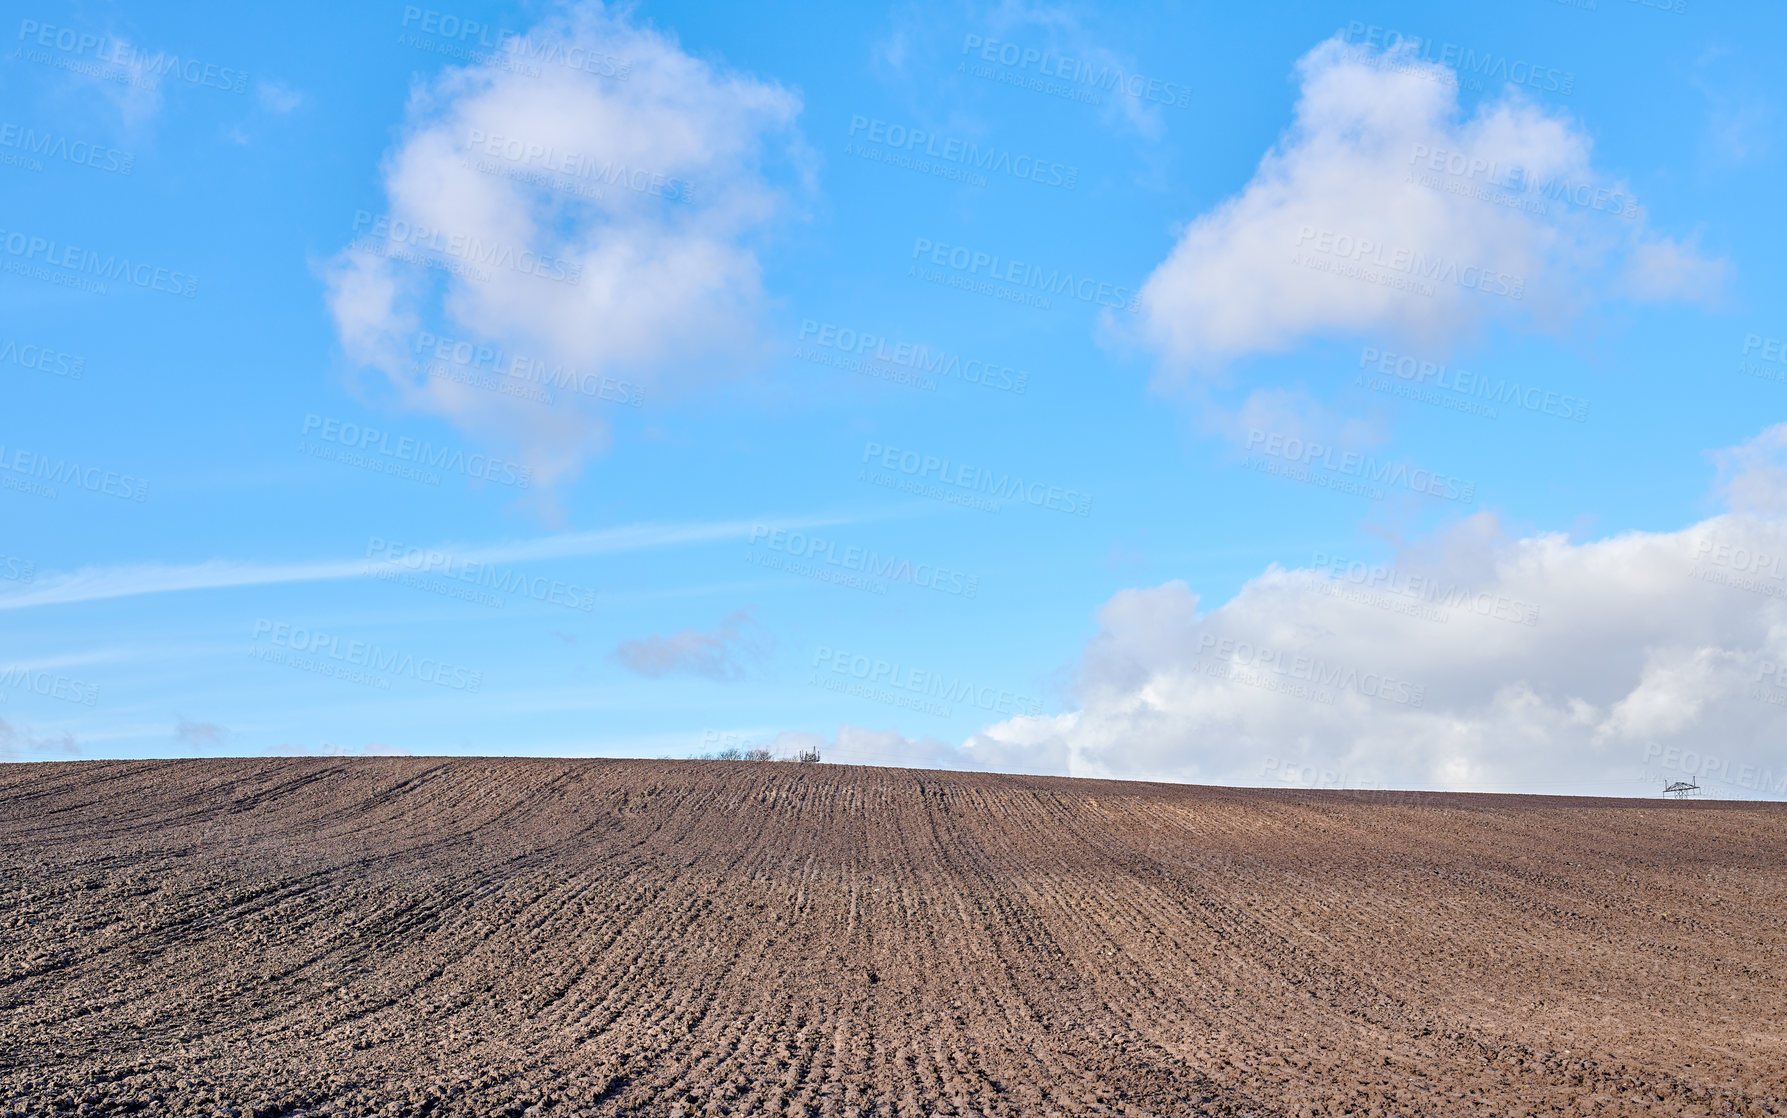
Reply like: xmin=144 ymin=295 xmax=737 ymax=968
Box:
xmin=2 ymin=758 xmax=1783 ymax=1117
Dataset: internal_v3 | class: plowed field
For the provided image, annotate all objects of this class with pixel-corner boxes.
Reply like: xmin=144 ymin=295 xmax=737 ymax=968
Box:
xmin=2 ymin=758 xmax=1783 ymax=1117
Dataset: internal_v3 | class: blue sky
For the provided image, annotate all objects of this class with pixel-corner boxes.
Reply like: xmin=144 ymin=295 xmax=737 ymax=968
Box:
xmin=4 ymin=0 xmax=1786 ymax=797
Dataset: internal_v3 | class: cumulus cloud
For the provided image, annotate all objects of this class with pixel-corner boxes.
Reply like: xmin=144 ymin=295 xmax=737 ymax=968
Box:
xmin=1135 ymin=36 xmax=1727 ymax=379
xmin=813 ymin=427 xmax=1787 ymax=799
xmin=614 ymin=609 xmax=769 ymax=680
xmin=954 ymin=526 xmax=1787 ymax=796
xmin=953 ymin=465 xmax=1787 ymax=796
xmin=324 ymin=1 xmax=805 ymax=485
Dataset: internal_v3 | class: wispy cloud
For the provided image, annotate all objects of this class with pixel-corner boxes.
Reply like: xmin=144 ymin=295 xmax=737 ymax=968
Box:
xmin=614 ymin=608 xmax=770 ymax=680
xmin=0 ymin=717 xmax=81 ymax=761
xmin=0 ymin=512 xmax=872 ymax=612
xmin=1 ymin=647 xmax=141 ymax=673
xmin=257 ymin=80 xmax=304 ymax=113
xmin=174 ymin=718 xmax=228 ymax=746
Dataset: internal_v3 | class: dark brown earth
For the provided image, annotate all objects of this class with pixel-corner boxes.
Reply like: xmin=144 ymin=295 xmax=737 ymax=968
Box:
xmin=1 ymin=758 xmax=1783 ymax=1117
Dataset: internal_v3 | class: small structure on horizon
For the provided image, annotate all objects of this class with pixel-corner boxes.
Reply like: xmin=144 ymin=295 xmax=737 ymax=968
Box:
xmin=1664 ymin=780 xmax=1701 ymax=799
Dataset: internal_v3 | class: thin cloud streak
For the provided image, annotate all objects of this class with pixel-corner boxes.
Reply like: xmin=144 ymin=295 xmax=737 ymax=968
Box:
xmin=0 ymin=512 xmax=874 ymax=612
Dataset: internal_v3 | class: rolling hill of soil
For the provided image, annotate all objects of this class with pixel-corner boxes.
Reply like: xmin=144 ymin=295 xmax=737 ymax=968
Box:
xmin=2 ymin=757 xmax=1783 ymax=1117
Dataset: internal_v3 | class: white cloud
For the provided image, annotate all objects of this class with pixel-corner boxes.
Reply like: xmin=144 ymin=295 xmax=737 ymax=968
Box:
xmin=954 ymin=518 xmax=1787 ymax=795
xmin=1134 ymin=36 xmax=1727 ymax=379
xmin=324 ymin=1 xmax=805 ymax=485
xmin=836 ymin=427 xmax=1787 ymax=800
xmin=958 ymin=508 xmax=1787 ymax=797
